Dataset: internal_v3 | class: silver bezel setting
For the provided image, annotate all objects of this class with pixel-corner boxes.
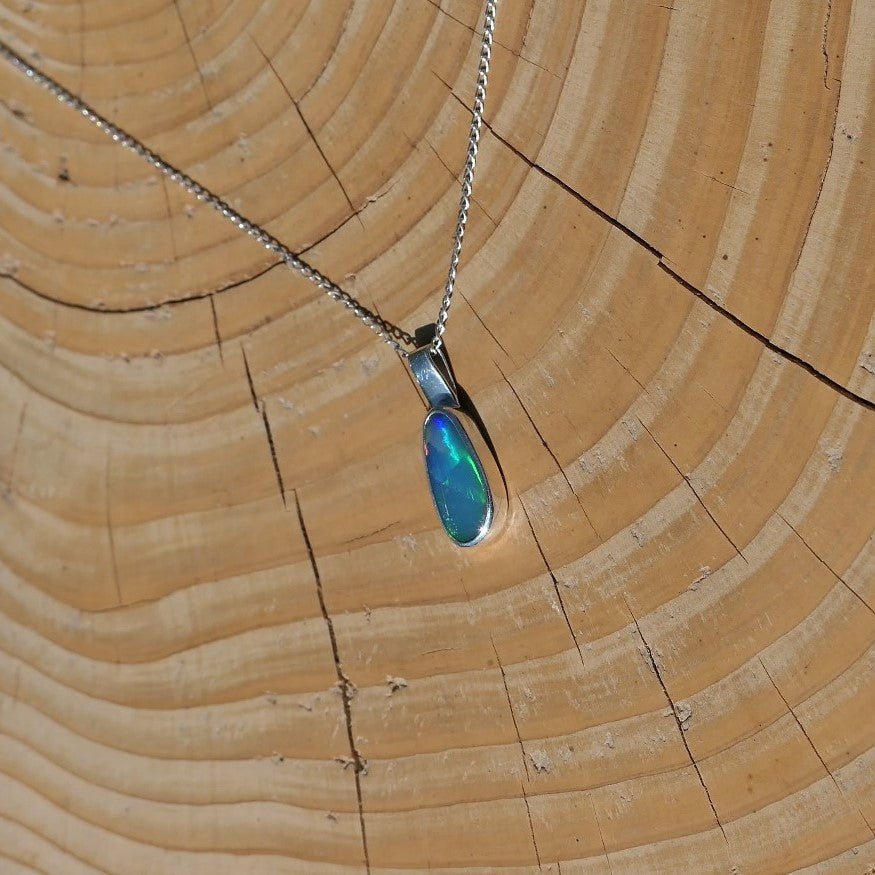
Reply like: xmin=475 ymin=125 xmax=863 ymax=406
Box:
xmin=422 ymin=408 xmax=486 ymax=547
xmin=421 ymin=406 xmax=506 ymax=548
xmin=410 ymin=345 xmax=506 ymax=548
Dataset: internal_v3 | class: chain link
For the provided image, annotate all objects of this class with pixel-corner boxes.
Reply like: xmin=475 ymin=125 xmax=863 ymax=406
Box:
xmin=0 ymin=1 xmax=497 ymax=357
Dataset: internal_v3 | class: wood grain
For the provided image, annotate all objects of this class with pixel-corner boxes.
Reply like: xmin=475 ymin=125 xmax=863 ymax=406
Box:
xmin=0 ymin=0 xmax=873 ymax=872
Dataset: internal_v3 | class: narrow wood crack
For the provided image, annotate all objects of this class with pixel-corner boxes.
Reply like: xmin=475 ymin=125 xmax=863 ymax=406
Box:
xmin=297 ymin=205 xmax=371 ymax=255
xmin=293 ymin=490 xmax=370 ymax=873
xmin=433 ymin=72 xmax=657 ymax=258
xmin=498 ymin=362 xmax=598 ymax=539
xmin=419 ymin=134 xmax=498 ymax=227
xmin=695 ymin=170 xmax=750 ymax=196
xmin=437 ymin=83 xmax=875 ymax=414
xmin=160 ymin=178 xmax=179 ymax=262
xmin=172 ymin=0 xmax=213 ymax=109
xmin=636 ymin=416 xmax=748 ymax=564
xmin=604 ymin=347 xmax=645 ymax=392
xmin=104 ymin=447 xmax=122 ymax=606
xmin=520 ymin=502 xmax=585 ymax=668
xmin=459 ymin=290 xmax=511 ymax=358
xmin=490 ymin=636 xmax=530 ymax=780
xmin=240 ymin=346 xmax=259 ymax=411
xmin=259 ymin=405 xmax=286 ymax=508
xmin=250 ymin=38 xmax=361 ymax=222
xmin=6 ymin=399 xmax=28 ymax=490
xmin=293 ymin=100 xmax=360 ymax=222
xmin=591 ymin=800 xmax=615 ymax=875
xmin=297 ymin=2 xmax=356 ymax=103
xmin=484 ymin=661 xmax=543 ymax=875
xmin=208 ymin=294 xmax=223 ymax=364
xmin=0 ymin=259 xmax=284 ymax=315
xmin=623 ymin=596 xmax=731 ymax=851
xmin=241 ymin=347 xmax=286 ymax=507
xmin=787 ymin=54 xmax=841 ymax=318
xmin=759 ymin=658 xmax=875 ymax=836
xmin=343 ymin=520 xmax=398 ymax=545
xmin=776 ymin=512 xmax=875 ymax=619
xmin=421 ymin=0 xmax=561 ymax=80
xmin=521 ymin=780 xmax=543 ymax=870
xmin=821 ymin=0 xmax=833 ymax=88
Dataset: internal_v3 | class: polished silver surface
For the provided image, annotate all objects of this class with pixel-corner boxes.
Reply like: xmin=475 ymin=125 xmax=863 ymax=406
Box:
xmin=0 ymin=0 xmax=498 ymax=357
xmin=408 ymin=345 xmax=459 ymax=409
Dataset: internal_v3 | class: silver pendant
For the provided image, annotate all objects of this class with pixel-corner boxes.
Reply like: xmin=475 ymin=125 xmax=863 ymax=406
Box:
xmin=409 ymin=346 xmax=505 ymax=547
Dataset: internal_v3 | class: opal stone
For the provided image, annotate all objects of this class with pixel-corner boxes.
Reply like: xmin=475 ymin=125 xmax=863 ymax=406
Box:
xmin=423 ymin=409 xmax=492 ymax=546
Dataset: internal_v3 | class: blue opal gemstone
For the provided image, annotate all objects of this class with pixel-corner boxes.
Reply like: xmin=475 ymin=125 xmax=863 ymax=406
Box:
xmin=423 ymin=409 xmax=492 ymax=546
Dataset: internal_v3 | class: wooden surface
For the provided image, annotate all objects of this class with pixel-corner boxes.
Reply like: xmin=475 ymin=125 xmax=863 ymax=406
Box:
xmin=0 ymin=0 xmax=874 ymax=872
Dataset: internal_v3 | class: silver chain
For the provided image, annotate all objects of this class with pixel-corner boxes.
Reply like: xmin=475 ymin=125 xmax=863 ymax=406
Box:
xmin=430 ymin=0 xmax=497 ymax=354
xmin=0 ymin=2 xmax=497 ymax=358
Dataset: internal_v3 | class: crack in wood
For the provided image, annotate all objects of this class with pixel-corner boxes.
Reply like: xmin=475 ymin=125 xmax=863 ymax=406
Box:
xmin=604 ymin=347 xmax=645 ymax=393
xmin=6 ymin=399 xmax=28 ymax=491
xmin=520 ymin=779 xmax=543 ymax=870
xmin=520 ymin=502 xmax=585 ymax=668
xmin=623 ymin=596 xmax=732 ymax=853
xmin=104 ymin=447 xmax=122 ymax=606
xmin=422 ymin=0 xmax=562 ymax=80
xmin=418 ymin=133 xmax=498 ymax=228
xmin=160 ymin=177 xmax=179 ymax=263
xmin=250 ymin=37 xmax=361 ymax=224
xmin=821 ymin=0 xmax=833 ymax=88
xmin=498 ymin=362 xmax=599 ymax=539
xmin=293 ymin=490 xmax=370 ymax=873
xmin=259 ymin=405 xmax=286 ymax=509
xmin=239 ymin=346 xmax=259 ymax=411
xmin=343 ymin=520 xmax=398 ymax=545
xmin=208 ymin=294 xmax=224 ymax=364
xmin=459 ymin=290 xmax=510 ymax=359
xmin=297 ymin=2 xmax=356 ymax=103
xmin=172 ymin=0 xmax=213 ymax=110
xmin=293 ymin=102 xmax=360 ymax=224
xmin=776 ymin=512 xmax=875 ymax=619
xmin=296 ymin=204 xmax=372 ymax=254
xmin=0 ymin=259 xmax=284 ymax=315
xmin=758 ymin=657 xmax=875 ymax=836
xmin=591 ymin=799 xmax=615 ymax=875
xmin=788 ymin=45 xmax=842 ymax=321
xmin=490 ymin=637 xmax=543 ymax=867
xmin=240 ymin=347 xmax=286 ymax=507
xmin=694 ymin=169 xmax=750 ymax=196
xmin=490 ymin=636 xmax=530 ymax=780
xmin=635 ymin=416 xmax=748 ymax=564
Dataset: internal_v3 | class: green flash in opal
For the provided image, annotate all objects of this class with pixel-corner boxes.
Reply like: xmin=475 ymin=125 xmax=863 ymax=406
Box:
xmin=422 ymin=409 xmax=492 ymax=546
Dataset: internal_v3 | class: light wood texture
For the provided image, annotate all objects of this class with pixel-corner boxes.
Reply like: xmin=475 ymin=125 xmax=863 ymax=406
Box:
xmin=0 ymin=1 xmax=873 ymax=872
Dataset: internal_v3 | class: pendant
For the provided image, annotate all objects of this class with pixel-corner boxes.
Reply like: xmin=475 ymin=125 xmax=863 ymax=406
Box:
xmin=409 ymin=345 xmax=504 ymax=547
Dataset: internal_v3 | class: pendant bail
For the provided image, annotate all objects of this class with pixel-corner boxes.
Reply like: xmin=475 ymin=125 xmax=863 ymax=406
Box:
xmin=408 ymin=345 xmax=460 ymax=409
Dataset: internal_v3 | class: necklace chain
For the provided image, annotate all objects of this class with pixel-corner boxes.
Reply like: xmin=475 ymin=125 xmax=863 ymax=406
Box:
xmin=430 ymin=0 xmax=497 ymax=355
xmin=0 ymin=2 xmax=497 ymax=358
